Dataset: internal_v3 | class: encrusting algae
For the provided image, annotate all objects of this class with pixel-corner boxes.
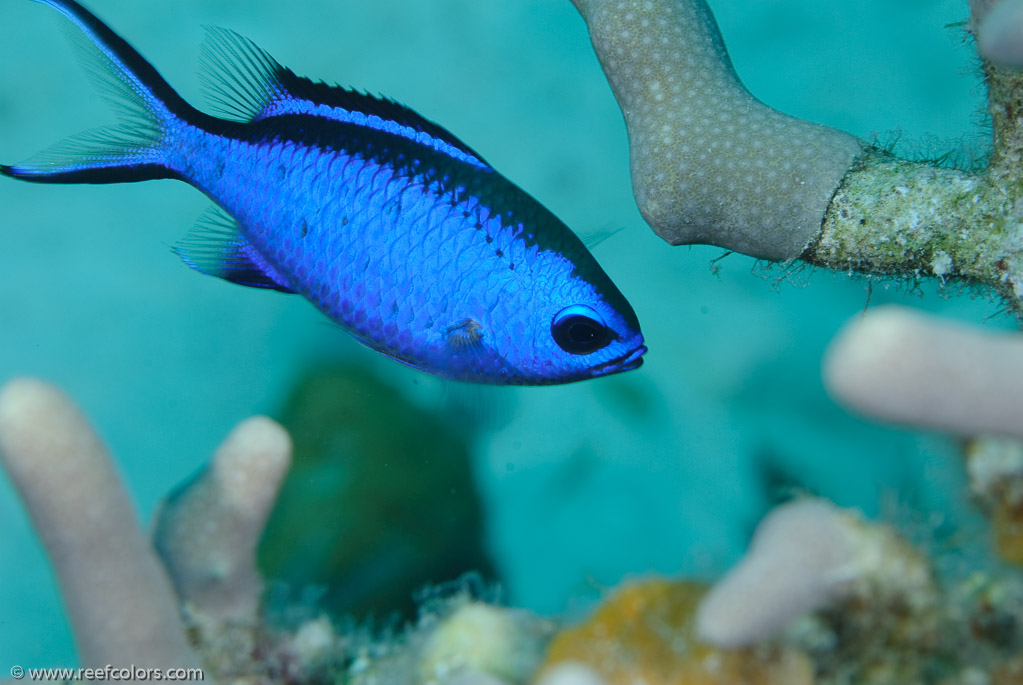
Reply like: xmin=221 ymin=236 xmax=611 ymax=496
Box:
xmin=539 ymin=579 xmax=814 ymax=685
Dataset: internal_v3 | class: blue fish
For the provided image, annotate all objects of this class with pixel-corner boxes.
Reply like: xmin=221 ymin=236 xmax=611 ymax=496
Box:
xmin=2 ymin=0 xmax=645 ymax=385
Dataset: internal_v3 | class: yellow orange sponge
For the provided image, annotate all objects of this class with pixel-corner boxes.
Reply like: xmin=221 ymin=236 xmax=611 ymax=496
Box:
xmin=539 ymin=579 xmax=812 ymax=685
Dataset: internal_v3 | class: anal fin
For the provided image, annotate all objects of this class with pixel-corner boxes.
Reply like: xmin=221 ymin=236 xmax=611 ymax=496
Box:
xmin=173 ymin=205 xmax=294 ymax=293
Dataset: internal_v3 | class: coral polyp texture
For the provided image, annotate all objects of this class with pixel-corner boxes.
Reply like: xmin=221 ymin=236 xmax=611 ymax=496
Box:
xmin=15 ymin=1 xmax=1023 ymax=683
xmin=570 ymin=0 xmax=863 ymax=260
xmin=573 ymin=0 xmax=1023 ymax=313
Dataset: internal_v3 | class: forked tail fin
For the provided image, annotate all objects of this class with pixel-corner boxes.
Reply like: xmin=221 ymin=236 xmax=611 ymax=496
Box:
xmin=0 ymin=0 xmax=201 ymax=184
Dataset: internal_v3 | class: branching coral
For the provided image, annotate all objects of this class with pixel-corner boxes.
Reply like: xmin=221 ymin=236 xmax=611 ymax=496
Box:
xmin=11 ymin=2 xmax=1023 ymax=682
xmin=570 ymin=13 xmax=1023 ymax=672
xmin=692 ymin=495 xmax=1023 ymax=683
xmin=695 ymin=499 xmax=940 ymax=657
xmin=568 ymin=0 xmax=863 ymax=261
xmin=822 ymin=304 xmax=1023 ymax=576
xmin=0 ymin=378 xmax=554 ymax=685
xmin=0 ymin=378 xmax=200 ymax=671
xmin=0 ymin=378 xmax=298 ymax=677
xmin=571 ymin=0 xmax=1023 ymax=313
xmin=154 ymin=416 xmax=291 ymax=624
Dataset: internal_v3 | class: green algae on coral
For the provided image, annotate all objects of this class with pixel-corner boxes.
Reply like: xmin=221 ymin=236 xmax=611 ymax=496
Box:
xmin=807 ymin=149 xmax=1023 ymax=309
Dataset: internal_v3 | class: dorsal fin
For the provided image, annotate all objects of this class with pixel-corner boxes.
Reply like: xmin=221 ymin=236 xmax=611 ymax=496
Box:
xmin=199 ymin=26 xmax=286 ymax=122
xmin=173 ymin=205 xmax=294 ymax=292
xmin=198 ymin=27 xmax=489 ymax=168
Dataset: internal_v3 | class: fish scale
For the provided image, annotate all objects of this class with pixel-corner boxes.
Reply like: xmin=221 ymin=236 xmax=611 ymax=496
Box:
xmin=1 ymin=0 xmax=646 ymax=384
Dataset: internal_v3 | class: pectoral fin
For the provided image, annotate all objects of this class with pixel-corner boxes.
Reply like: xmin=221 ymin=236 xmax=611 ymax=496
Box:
xmin=173 ymin=205 xmax=293 ymax=293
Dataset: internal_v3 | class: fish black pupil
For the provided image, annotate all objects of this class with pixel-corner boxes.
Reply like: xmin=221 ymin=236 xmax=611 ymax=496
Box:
xmin=570 ymin=320 xmax=595 ymax=344
xmin=552 ymin=315 xmax=609 ymax=354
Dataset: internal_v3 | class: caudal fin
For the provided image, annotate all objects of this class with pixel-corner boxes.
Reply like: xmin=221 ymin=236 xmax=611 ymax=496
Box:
xmin=1 ymin=0 xmax=199 ymax=184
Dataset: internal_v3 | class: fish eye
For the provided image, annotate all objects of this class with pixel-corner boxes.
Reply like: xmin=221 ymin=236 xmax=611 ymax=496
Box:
xmin=551 ymin=305 xmax=613 ymax=355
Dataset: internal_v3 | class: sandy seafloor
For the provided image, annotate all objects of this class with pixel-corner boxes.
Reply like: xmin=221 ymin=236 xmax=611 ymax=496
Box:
xmin=0 ymin=0 xmax=1002 ymax=668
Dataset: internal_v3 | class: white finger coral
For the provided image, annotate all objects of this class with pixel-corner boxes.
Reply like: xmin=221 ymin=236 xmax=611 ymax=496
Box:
xmin=696 ymin=498 xmax=858 ymax=648
xmin=0 ymin=378 xmax=200 ymax=670
xmin=977 ymin=0 xmax=1023 ymax=69
xmin=823 ymin=306 xmax=1023 ymax=440
xmin=696 ymin=498 xmax=938 ymax=652
xmin=0 ymin=377 xmax=296 ymax=677
xmin=154 ymin=416 xmax=291 ymax=624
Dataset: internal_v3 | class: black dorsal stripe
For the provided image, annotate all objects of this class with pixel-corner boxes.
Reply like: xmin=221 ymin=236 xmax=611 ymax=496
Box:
xmin=271 ymin=70 xmax=486 ymax=164
xmin=198 ymin=25 xmax=486 ymax=165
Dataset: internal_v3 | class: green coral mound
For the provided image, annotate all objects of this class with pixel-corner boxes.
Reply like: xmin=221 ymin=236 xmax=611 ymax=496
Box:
xmin=259 ymin=364 xmax=495 ymax=620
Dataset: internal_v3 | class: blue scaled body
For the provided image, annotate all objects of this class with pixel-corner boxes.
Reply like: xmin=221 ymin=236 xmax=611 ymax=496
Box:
xmin=1 ymin=0 xmax=646 ymax=385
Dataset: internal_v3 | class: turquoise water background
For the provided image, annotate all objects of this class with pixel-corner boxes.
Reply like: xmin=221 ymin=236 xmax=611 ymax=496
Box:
xmin=0 ymin=0 xmax=1000 ymax=667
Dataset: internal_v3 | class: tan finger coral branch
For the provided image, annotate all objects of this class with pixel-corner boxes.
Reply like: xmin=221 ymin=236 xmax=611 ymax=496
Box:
xmin=696 ymin=498 xmax=939 ymax=658
xmin=0 ymin=378 xmax=199 ymax=670
xmin=571 ymin=0 xmax=864 ymax=260
xmin=823 ymin=306 xmax=1023 ymax=439
xmin=976 ymin=0 xmax=1023 ymax=69
xmin=696 ymin=498 xmax=858 ymax=648
xmin=154 ymin=416 xmax=291 ymax=624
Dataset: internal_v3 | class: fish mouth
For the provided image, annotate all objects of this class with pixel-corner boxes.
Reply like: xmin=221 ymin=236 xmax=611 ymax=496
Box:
xmin=618 ymin=344 xmax=647 ymax=372
xmin=592 ymin=343 xmax=647 ymax=376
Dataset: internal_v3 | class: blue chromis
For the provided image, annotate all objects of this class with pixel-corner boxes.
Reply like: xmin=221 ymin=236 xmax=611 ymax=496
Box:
xmin=2 ymin=0 xmax=646 ymax=385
